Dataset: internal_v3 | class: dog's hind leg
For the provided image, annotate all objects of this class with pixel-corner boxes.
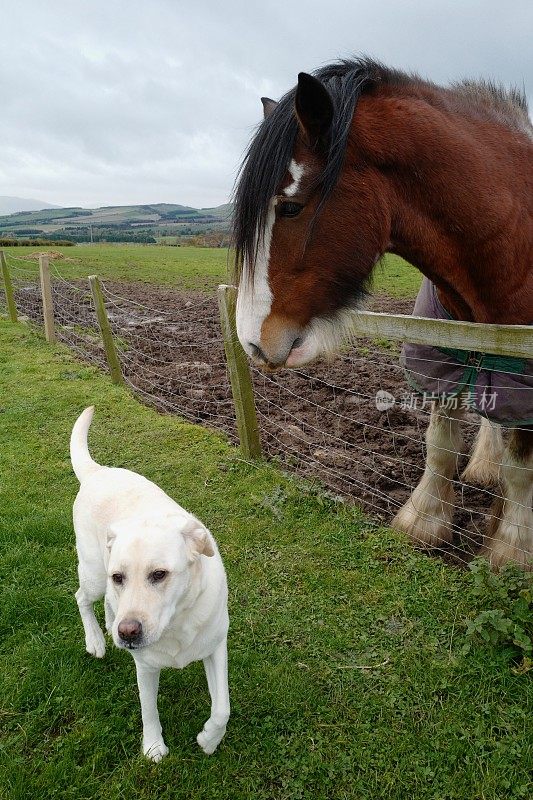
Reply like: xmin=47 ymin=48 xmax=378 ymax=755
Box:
xmin=134 ymin=660 xmax=168 ymax=762
xmin=197 ymin=637 xmax=230 ymax=755
xmin=75 ymin=569 xmax=106 ymax=658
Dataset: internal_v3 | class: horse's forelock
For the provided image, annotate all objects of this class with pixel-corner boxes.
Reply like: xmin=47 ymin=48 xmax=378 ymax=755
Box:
xmin=232 ymin=91 xmax=298 ymax=280
xmin=232 ymin=57 xmax=382 ymax=281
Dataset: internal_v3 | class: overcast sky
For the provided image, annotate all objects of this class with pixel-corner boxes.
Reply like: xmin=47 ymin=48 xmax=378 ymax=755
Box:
xmin=1 ymin=0 xmax=531 ymax=209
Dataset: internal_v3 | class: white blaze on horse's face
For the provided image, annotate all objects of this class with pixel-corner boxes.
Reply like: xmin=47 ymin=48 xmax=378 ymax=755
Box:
xmin=236 ymin=160 xmax=305 ymax=364
xmin=284 ymin=160 xmax=305 ymax=197
xmin=236 ymin=158 xmax=354 ymax=367
xmin=235 ymin=199 xmax=275 ymax=360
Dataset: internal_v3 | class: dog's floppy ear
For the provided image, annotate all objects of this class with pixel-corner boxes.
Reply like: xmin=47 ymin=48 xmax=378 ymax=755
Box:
xmin=107 ymin=523 xmax=120 ymax=551
xmin=181 ymin=516 xmax=215 ymax=559
xmin=107 ymin=518 xmax=132 ymax=551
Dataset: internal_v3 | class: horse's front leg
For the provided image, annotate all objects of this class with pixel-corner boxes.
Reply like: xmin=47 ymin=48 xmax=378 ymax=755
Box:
xmin=461 ymin=416 xmax=504 ymax=486
xmin=483 ymin=428 xmax=533 ymax=569
xmin=393 ymin=400 xmax=464 ymax=547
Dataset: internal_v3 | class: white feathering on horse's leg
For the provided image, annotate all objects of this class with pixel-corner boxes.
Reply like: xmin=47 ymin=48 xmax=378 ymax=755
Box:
xmin=393 ymin=401 xmax=464 ymax=547
xmin=482 ymin=429 xmax=533 ymax=570
xmin=462 ymin=417 xmax=504 ymax=487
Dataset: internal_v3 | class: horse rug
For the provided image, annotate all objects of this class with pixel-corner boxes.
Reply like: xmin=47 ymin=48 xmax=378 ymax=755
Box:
xmin=400 ymin=278 xmax=533 ymax=427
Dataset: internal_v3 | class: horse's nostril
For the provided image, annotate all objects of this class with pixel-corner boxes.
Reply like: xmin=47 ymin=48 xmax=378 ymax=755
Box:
xmin=249 ymin=342 xmax=267 ymax=363
xmin=118 ymin=619 xmax=143 ymax=642
xmin=291 ymin=337 xmax=303 ymax=350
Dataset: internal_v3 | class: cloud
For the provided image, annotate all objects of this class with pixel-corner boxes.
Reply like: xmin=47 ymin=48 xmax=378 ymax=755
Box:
xmin=1 ymin=0 xmax=531 ymax=207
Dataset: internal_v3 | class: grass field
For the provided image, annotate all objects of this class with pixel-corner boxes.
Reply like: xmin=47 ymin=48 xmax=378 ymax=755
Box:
xmin=1 ymin=319 xmax=532 ymax=800
xmin=2 ymin=244 xmax=422 ymax=297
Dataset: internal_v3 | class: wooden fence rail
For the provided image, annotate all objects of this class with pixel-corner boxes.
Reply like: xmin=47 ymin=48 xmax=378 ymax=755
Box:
xmin=345 ymin=309 xmax=533 ymax=359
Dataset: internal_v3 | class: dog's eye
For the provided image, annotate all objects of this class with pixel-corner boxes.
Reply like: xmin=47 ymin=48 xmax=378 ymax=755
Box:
xmin=111 ymin=573 xmax=124 ymax=585
xmin=150 ymin=570 xmax=168 ymax=583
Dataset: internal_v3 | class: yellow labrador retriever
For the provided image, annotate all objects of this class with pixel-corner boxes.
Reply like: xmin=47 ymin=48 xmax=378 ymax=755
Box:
xmin=70 ymin=407 xmax=229 ymax=761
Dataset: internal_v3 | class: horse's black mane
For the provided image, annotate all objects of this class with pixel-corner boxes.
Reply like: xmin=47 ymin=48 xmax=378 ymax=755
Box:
xmin=232 ymin=56 xmax=530 ymax=274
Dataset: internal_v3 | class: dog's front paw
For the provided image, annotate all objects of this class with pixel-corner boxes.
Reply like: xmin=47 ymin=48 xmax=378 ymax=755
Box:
xmin=143 ymin=738 xmax=169 ymax=763
xmin=85 ymin=623 xmax=106 ymax=659
xmin=197 ymin=723 xmax=226 ymax=755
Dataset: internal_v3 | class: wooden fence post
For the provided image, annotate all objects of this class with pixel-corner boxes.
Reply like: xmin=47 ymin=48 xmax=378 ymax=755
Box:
xmin=217 ymin=284 xmax=262 ymax=459
xmin=39 ymin=255 xmax=56 ymax=342
xmin=0 ymin=250 xmax=18 ymax=322
xmin=88 ymin=275 xmax=124 ymax=385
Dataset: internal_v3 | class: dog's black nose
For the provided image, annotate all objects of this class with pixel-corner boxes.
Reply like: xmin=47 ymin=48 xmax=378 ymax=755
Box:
xmin=118 ymin=619 xmax=143 ymax=643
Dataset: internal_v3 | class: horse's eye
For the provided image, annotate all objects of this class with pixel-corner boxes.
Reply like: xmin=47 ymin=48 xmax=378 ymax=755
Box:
xmin=278 ymin=201 xmax=304 ymax=218
xmin=150 ymin=570 xmax=168 ymax=583
xmin=111 ymin=573 xmax=124 ymax=585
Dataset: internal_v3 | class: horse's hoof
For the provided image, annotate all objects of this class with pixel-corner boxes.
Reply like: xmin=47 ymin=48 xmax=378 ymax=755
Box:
xmin=480 ymin=541 xmax=533 ymax=571
xmin=392 ymin=497 xmax=454 ymax=547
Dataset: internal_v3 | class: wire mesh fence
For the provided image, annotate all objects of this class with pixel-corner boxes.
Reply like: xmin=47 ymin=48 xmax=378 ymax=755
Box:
xmin=2 ymin=250 xmax=532 ymax=568
xmin=100 ymin=280 xmax=238 ymax=440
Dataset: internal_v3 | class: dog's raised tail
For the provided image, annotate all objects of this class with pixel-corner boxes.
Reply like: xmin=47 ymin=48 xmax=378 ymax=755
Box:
xmin=70 ymin=406 xmax=99 ymax=482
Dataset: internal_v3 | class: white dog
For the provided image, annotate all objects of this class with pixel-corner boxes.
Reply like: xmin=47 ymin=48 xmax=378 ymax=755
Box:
xmin=70 ymin=406 xmax=229 ymax=762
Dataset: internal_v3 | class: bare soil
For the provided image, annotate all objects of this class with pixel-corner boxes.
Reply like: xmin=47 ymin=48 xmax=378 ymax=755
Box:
xmin=13 ymin=279 xmax=497 ymax=565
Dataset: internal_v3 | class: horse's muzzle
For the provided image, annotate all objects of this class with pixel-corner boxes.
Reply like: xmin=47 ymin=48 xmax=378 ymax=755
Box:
xmin=247 ymin=334 xmax=303 ymax=370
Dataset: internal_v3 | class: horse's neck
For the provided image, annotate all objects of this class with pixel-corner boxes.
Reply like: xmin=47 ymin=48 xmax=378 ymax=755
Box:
xmin=389 ymin=202 xmax=533 ymax=324
xmin=388 ymin=225 xmax=477 ymax=322
xmin=390 ymin=198 xmax=533 ymax=325
xmin=358 ymin=90 xmax=533 ymax=324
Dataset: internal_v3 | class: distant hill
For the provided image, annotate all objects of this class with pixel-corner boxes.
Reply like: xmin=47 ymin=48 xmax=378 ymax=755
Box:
xmin=0 ymin=196 xmax=59 ymax=215
xmin=0 ymin=202 xmax=233 ymax=244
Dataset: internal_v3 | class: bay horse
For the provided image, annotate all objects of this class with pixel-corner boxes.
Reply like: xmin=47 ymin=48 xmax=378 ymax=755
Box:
xmin=233 ymin=57 xmax=533 ymax=568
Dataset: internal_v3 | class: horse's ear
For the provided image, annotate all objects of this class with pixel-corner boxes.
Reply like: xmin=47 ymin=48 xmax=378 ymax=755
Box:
xmin=295 ymin=72 xmax=333 ymax=146
xmin=261 ymin=97 xmax=278 ymax=119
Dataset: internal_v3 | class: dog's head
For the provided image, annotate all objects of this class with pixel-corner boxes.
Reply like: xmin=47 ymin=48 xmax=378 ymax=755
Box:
xmin=106 ymin=511 xmax=214 ymax=650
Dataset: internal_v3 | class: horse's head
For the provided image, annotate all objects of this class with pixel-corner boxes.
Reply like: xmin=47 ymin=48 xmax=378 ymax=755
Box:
xmin=234 ymin=62 xmax=392 ymax=369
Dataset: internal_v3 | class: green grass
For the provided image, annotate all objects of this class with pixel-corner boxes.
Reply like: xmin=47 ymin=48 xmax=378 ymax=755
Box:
xmin=4 ymin=245 xmax=232 ymax=291
xmin=3 ymin=244 xmax=422 ymax=296
xmin=1 ymin=319 xmax=532 ymax=800
xmin=373 ymin=253 xmax=422 ymax=297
